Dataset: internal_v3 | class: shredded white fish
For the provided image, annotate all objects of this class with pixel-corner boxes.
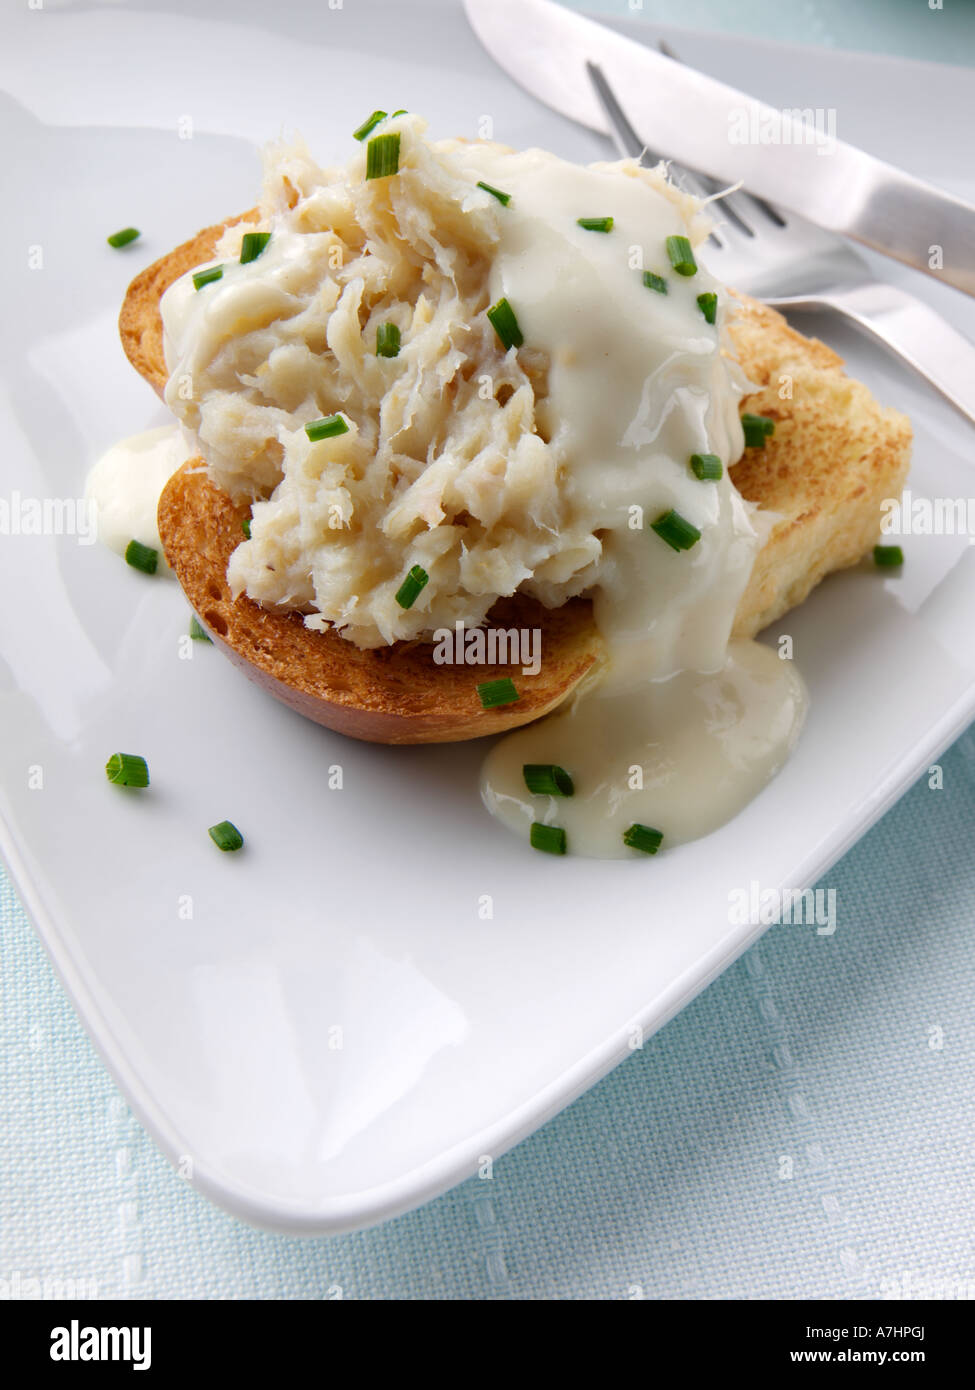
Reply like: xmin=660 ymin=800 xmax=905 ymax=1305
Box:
xmin=161 ymin=114 xmax=719 ymax=648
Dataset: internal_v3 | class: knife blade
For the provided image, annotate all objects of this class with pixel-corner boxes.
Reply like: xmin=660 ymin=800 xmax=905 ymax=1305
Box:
xmin=463 ymin=0 xmax=975 ymax=298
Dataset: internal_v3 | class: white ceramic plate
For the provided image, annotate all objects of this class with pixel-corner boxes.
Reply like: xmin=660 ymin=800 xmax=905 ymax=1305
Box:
xmin=2 ymin=0 xmax=974 ymax=1234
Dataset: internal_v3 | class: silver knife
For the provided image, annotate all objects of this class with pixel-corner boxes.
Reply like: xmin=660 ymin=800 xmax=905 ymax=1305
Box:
xmin=463 ymin=0 xmax=975 ymax=299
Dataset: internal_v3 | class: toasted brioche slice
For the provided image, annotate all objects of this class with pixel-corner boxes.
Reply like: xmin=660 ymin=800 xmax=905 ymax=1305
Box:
xmin=119 ymin=211 xmax=256 ymax=397
xmin=126 ymin=218 xmax=911 ymax=743
xmin=159 ymin=464 xmax=600 ymax=742
xmin=725 ymin=296 xmax=913 ymax=636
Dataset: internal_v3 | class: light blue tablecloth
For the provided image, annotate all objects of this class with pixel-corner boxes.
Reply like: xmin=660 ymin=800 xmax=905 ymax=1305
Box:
xmin=4 ymin=2 xmax=975 ymax=1300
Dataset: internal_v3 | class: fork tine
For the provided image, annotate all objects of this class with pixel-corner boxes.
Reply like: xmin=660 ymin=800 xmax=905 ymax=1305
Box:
xmin=585 ymin=60 xmax=657 ymax=163
xmin=744 ymin=192 xmax=787 ymax=227
xmin=675 ymin=169 xmax=756 ymax=237
xmin=655 ymin=39 xmax=786 ymax=228
xmin=588 ymin=59 xmax=754 ymax=240
xmin=586 ymin=61 xmax=726 ymax=247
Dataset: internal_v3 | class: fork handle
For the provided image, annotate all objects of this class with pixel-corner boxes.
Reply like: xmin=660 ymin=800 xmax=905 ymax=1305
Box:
xmin=766 ymin=283 xmax=975 ymax=430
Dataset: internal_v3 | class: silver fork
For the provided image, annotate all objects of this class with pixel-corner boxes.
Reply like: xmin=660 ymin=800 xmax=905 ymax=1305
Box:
xmin=588 ymin=56 xmax=975 ymax=430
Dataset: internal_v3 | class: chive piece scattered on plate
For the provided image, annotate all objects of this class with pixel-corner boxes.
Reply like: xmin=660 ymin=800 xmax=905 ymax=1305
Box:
xmin=530 ymin=823 xmax=567 ymax=855
xmin=874 ymin=544 xmax=904 ymax=568
xmin=124 ymin=539 xmax=158 ymax=574
xmin=107 ymin=227 xmax=140 ymax=249
xmin=105 ymin=753 xmax=149 ymax=788
xmin=208 ymin=820 xmax=244 ymax=852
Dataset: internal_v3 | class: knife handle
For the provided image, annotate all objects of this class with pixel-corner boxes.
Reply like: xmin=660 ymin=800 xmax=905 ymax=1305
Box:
xmin=770 ymin=283 xmax=975 ymax=431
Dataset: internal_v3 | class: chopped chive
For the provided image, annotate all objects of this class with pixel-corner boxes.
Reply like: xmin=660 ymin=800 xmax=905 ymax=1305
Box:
xmin=239 ymin=231 xmax=271 ymax=264
xmin=105 ymin=753 xmax=149 ymax=788
xmin=394 ymin=564 xmax=429 ymax=609
xmin=241 ymin=516 xmax=252 ymax=539
xmin=124 ymin=539 xmax=158 ymax=574
xmin=523 ymin=764 xmax=575 ymax=797
xmin=376 ymin=322 xmax=401 ymax=358
xmin=487 ymin=297 xmax=523 ymax=351
xmin=208 ymin=820 xmax=244 ymax=852
xmin=643 ymin=271 xmax=668 ymax=294
xmin=365 ymin=132 xmax=400 ymax=180
xmin=874 ymin=544 xmax=904 ymax=568
xmin=304 ymin=413 xmax=349 ymax=441
xmin=742 ymin=412 xmax=776 ymax=448
xmin=665 ymin=234 xmax=697 ymax=276
xmin=623 ymin=823 xmax=663 ymax=855
xmin=690 ymin=452 xmax=723 ymax=481
xmin=697 ymin=291 xmax=717 ymax=324
xmin=189 ymin=616 xmax=212 ymax=642
xmin=651 ymin=509 xmax=701 ymax=552
xmin=577 ymin=216 xmax=614 ymax=232
xmin=353 ymin=109 xmax=388 ymax=141
xmin=477 ymin=677 xmax=519 ymax=709
xmin=192 ymin=265 xmax=223 ymax=291
xmin=530 ymin=823 xmax=567 ymax=855
xmin=477 ymin=180 xmax=511 ymax=206
xmin=107 ymin=227 xmax=140 ymax=249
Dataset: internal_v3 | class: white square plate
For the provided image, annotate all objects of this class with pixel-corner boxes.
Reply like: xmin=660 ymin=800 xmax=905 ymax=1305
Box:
xmin=2 ymin=0 xmax=974 ymax=1233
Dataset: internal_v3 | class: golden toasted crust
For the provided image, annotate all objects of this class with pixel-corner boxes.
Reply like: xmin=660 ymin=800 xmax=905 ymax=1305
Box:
xmin=128 ymin=217 xmax=911 ymax=743
xmin=727 ymin=294 xmax=914 ymax=636
xmin=158 ymin=463 xmax=601 ymax=743
xmin=119 ymin=211 xmax=257 ymax=395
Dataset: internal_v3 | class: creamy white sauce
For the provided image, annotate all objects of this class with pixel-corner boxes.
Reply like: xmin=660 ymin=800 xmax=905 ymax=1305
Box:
xmin=456 ymin=148 xmax=808 ymax=856
xmin=457 ymin=145 xmax=754 ymax=682
xmin=85 ymin=424 xmax=193 ymax=571
xmin=482 ymin=642 xmax=807 ymax=858
xmin=159 ymin=235 xmax=327 ymax=384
